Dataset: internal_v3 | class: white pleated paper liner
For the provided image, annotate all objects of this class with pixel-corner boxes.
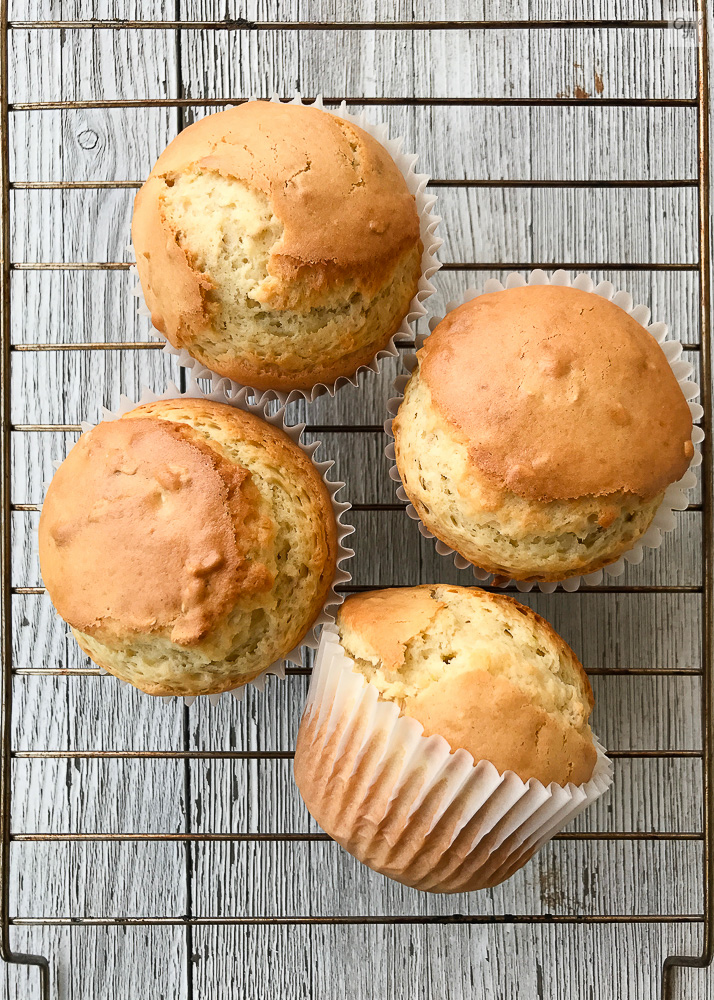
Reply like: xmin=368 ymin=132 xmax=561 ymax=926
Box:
xmin=294 ymin=626 xmax=612 ymax=893
xmin=384 ymin=269 xmax=703 ymax=594
xmin=40 ymin=373 xmax=355 ymax=707
xmin=130 ymin=91 xmax=443 ymax=406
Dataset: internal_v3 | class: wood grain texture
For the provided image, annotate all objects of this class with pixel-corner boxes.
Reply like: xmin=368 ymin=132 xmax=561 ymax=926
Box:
xmin=190 ymin=923 xmax=711 ymax=1000
xmin=5 ymin=7 xmax=188 ymax=1000
xmin=2 ymin=1 xmax=712 ymax=999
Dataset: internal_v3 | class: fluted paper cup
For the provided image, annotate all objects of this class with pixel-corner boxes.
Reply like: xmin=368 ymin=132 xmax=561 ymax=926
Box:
xmin=130 ymin=92 xmax=442 ymax=406
xmin=385 ymin=269 xmax=702 ymax=594
xmin=40 ymin=372 xmax=354 ymax=706
xmin=294 ymin=626 xmax=612 ymax=893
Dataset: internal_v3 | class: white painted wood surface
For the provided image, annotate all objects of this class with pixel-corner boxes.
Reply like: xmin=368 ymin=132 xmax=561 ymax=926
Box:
xmin=3 ymin=1 xmax=713 ymax=998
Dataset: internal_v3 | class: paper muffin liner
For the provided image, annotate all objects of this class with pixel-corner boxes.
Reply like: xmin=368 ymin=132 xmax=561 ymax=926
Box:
xmin=129 ymin=91 xmax=442 ymax=406
xmin=385 ymin=268 xmax=703 ymax=594
xmin=295 ymin=626 xmax=612 ymax=893
xmin=40 ymin=372 xmax=354 ymax=706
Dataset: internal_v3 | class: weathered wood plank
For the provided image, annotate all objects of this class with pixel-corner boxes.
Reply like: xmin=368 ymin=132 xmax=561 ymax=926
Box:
xmin=5 ymin=9 xmax=189 ymax=999
xmin=11 ymin=106 xmax=697 ymax=183
xmin=189 ymin=839 xmax=703 ymax=916
xmin=191 ymin=922 xmax=711 ymax=1000
xmin=10 ymin=1 xmax=167 ymax=16
xmin=11 ymin=24 xmax=697 ymax=103
xmin=11 ymin=759 xmax=186 ymax=832
xmin=10 ymin=349 xmax=179 ymax=425
xmin=170 ymin=26 xmax=697 ymax=101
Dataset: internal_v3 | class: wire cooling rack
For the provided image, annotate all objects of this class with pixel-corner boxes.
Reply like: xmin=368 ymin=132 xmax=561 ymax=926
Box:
xmin=0 ymin=4 xmax=711 ymax=999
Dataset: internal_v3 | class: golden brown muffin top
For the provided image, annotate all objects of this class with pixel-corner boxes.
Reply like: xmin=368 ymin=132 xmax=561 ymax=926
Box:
xmin=339 ymin=586 xmax=442 ymax=671
xmin=132 ymin=100 xmax=420 ymax=313
xmin=39 ymin=413 xmax=274 ymax=647
xmin=337 ymin=585 xmax=597 ymax=787
xmin=418 ymin=285 xmax=694 ymax=502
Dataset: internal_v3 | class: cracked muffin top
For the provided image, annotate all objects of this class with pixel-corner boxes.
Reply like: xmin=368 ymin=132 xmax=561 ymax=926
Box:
xmin=337 ymin=584 xmax=597 ymax=787
xmin=131 ymin=101 xmax=422 ymax=391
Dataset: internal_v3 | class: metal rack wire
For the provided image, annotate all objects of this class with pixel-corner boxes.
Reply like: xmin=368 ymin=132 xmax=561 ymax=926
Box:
xmin=0 ymin=5 xmax=711 ymax=999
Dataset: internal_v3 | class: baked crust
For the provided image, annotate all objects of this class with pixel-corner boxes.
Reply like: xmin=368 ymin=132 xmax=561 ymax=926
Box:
xmin=394 ymin=365 xmax=664 ymax=580
xmin=393 ymin=285 xmax=693 ymax=580
xmin=418 ymin=284 xmax=693 ymax=501
xmin=132 ymin=101 xmax=422 ymax=390
xmin=39 ymin=415 xmax=273 ymax=646
xmin=39 ymin=398 xmax=338 ymax=696
xmin=336 ymin=585 xmax=597 ymax=786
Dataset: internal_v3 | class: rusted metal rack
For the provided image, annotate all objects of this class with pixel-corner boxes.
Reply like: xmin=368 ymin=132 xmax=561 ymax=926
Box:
xmin=0 ymin=5 xmax=711 ymax=999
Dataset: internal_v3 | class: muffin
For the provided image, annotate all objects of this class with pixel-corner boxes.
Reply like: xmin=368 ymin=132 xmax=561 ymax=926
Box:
xmin=39 ymin=397 xmax=338 ymax=697
xmin=295 ymin=585 xmax=610 ymax=893
xmin=392 ymin=284 xmax=694 ymax=581
xmin=132 ymin=100 xmax=423 ymax=392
